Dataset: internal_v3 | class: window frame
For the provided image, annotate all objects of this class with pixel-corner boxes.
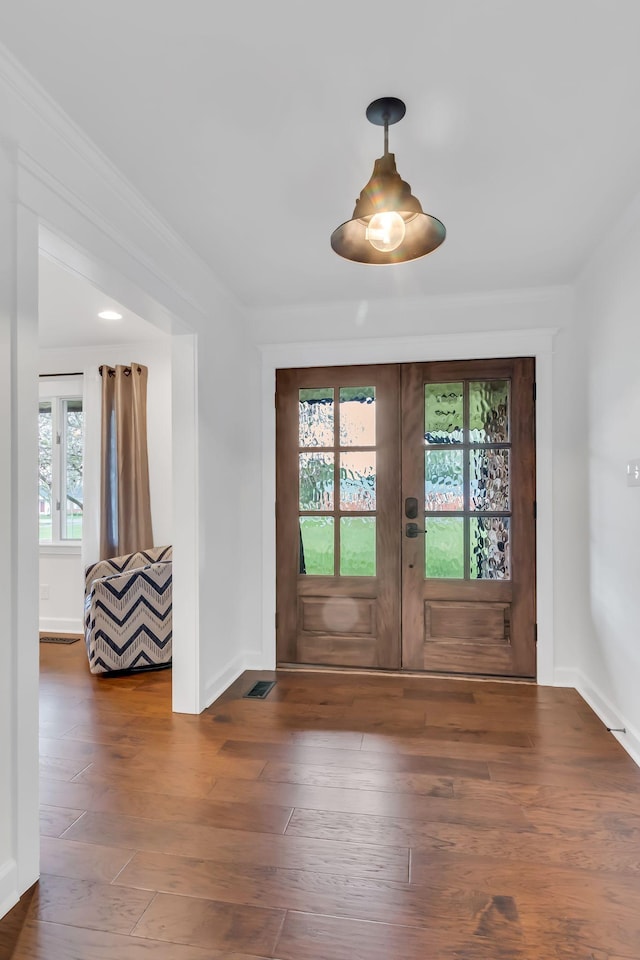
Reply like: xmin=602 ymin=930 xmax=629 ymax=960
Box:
xmin=38 ymin=375 xmax=84 ymax=552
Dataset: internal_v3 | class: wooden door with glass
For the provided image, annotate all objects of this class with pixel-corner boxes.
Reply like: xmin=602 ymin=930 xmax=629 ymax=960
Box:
xmin=275 ymin=357 xmax=536 ymax=678
xmin=276 ymin=365 xmax=401 ymax=669
xmin=401 ymin=358 xmax=536 ymax=677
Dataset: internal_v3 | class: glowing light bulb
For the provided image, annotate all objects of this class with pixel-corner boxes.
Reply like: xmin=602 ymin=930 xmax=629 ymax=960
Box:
xmin=365 ymin=211 xmax=406 ymax=252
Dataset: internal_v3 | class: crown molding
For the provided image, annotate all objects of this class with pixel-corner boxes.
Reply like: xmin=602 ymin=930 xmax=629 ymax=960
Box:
xmin=249 ymin=284 xmax=574 ymax=322
xmin=258 ymin=326 xmax=558 ymax=364
xmin=0 ymin=42 xmax=181 ymax=246
xmin=17 ymin=147 xmax=205 ymax=321
xmin=0 ymin=40 xmax=244 ymax=321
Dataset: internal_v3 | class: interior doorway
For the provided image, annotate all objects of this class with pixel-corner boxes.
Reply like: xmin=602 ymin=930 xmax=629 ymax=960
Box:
xmin=276 ymin=357 xmax=536 ymax=679
xmin=37 ymin=229 xmax=201 ymax=713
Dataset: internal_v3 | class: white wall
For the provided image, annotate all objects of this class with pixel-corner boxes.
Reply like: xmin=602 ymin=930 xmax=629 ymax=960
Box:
xmin=195 ymin=323 xmax=262 ymax=706
xmin=0 ymin=141 xmax=20 ymax=919
xmin=570 ymin=194 xmax=640 ymax=764
xmin=0 ymin=144 xmax=40 ymax=918
xmin=38 ymin=552 xmax=82 ymax=634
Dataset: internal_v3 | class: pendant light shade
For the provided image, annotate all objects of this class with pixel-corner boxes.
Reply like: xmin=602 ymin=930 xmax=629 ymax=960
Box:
xmin=331 ymin=97 xmax=446 ymax=265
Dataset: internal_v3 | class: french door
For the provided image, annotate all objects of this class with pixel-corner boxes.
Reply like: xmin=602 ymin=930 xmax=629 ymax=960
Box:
xmin=275 ymin=357 xmax=536 ymax=678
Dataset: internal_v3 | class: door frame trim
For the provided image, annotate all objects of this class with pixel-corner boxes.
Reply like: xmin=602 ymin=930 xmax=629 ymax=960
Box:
xmin=259 ymin=327 xmax=557 ymax=684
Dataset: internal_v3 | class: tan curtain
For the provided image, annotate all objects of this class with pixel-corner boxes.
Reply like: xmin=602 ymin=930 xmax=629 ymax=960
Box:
xmin=99 ymin=363 xmax=154 ymax=559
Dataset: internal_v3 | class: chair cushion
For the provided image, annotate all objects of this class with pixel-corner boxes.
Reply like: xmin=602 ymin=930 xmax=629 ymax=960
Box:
xmin=85 ymin=546 xmax=172 ymax=595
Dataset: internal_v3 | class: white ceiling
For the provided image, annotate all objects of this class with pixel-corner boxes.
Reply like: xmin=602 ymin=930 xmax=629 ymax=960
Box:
xmin=5 ymin=1 xmax=640 ymax=310
xmin=38 ymin=255 xmax=167 ymax=349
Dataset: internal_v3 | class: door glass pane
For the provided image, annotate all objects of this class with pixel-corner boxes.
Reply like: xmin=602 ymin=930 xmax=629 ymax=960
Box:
xmin=425 ymin=517 xmax=464 ymax=579
xmin=340 ymin=517 xmax=376 ymax=576
xmin=470 ymin=448 xmax=510 ymax=511
xmin=340 ymin=452 xmax=376 ymax=511
xmin=425 ymin=382 xmax=463 ymax=444
xmin=339 ymin=387 xmax=375 ymax=446
xmin=471 ymin=517 xmax=510 ymax=579
xmin=469 ymin=380 xmax=509 ymax=443
xmin=300 ymin=517 xmax=334 ymax=575
xmin=64 ymin=399 xmax=83 ymax=539
xmin=38 ymin=402 xmax=52 ymax=543
xmin=299 ymin=453 xmax=334 ymax=510
xmin=299 ymin=388 xmax=334 ymax=447
xmin=425 ymin=450 xmax=464 ymax=511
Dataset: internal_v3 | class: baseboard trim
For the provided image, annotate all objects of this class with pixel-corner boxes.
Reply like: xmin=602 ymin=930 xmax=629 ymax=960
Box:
xmin=39 ymin=617 xmax=83 ymax=634
xmin=203 ymin=653 xmax=282 ymax=709
xmin=555 ymin=666 xmax=640 ymax=769
xmin=0 ymin=858 xmax=18 ymax=921
xmin=202 ymin=655 xmax=246 ymax=710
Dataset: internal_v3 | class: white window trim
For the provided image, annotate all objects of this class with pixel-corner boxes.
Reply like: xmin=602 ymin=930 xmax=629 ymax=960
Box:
xmin=39 ymin=542 xmax=82 ymax=556
xmin=38 ymin=374 xmax=84 ymax=550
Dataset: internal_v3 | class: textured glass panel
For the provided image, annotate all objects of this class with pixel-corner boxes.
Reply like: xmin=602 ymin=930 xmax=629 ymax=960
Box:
xmin=64 ymin=399 xmax=83 ymax=539
xmin=299 ymin=388 xmax=334 ymax=447
xmin=425 ymin=382 xmax=464 ymax=444
xmin=470 ymin=448 xmax=510 ymax=511
xmin=300 ymin=517 xmax=334 ymax=575
xmin=469 ymin=380 xmax=509 ymax=443
xmin=340 ymin=517 xmax=376 ymax=576
xmin=425 ymin=517 xmax=464 ymax=579
xmin=38 ymin=402 xmax=52 ymax=543
xmin=339 ymin=387 xmax=376 ymax=446
xmin=299 ymin=453 xmax=334 ymax=510
xmin=425 ymin=450 xmax=464 ymax=511
xmin=340 ymin=452 xmax=376 ymax=511
xmin=471 ymin=517 xmax=511 ymax=580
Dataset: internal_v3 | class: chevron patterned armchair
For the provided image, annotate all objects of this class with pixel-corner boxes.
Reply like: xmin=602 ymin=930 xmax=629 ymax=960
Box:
xmin=84 ymin=546 xmax=173 ymax=675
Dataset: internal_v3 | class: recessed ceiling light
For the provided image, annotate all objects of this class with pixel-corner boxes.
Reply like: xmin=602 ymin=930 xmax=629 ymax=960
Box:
xmin=98 ymin=310 xmax=123 ymax=321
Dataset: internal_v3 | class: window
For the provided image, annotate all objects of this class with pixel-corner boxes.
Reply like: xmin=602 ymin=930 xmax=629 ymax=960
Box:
xmin=39 ymin=376 xmax=84 ymax=544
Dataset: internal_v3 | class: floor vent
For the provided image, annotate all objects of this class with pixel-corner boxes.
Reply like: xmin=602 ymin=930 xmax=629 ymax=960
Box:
xmin=243 ymin=680 xmax=276 ymax=699
xmin=40 ymin=635 xmax=81 ymax=644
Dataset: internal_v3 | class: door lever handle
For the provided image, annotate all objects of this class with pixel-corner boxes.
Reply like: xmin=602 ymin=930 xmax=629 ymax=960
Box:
xmin=405 ymin=522 xmax=424 ymax=538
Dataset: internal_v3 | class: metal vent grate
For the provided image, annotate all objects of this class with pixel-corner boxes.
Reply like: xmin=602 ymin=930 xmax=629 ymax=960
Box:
xmin=40 ymin=635 xmax=81 ymax=644
xmin=243 ymin=680 xmax=276 ymax=699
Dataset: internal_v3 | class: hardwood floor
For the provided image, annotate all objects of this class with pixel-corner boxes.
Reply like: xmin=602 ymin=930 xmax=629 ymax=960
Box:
xmin=3 ymin=642 xmax=640 ymax=958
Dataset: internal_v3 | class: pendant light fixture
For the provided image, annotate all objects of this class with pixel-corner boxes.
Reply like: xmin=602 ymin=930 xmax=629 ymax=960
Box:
xmin=331 ymin=97 xmax=446 ymax=265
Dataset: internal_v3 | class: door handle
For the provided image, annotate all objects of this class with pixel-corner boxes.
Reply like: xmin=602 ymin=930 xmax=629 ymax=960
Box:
xmin=405 ymin=496 xmax=418 ymax=519
xmin=405 ymin=522 xmax=423 ymax=538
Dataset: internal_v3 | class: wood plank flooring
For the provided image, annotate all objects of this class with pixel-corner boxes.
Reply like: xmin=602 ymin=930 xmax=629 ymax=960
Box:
xmin=3 ymin=642 xmax=640 ymax=958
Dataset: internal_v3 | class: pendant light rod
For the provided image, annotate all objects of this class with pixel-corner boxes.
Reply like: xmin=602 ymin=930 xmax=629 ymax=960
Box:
xmin=366 ymin=97 xmax=404 ymax=156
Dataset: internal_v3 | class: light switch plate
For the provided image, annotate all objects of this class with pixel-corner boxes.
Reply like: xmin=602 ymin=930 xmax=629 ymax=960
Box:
xmin=627 ymin=459 xmax=640 ymax=486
